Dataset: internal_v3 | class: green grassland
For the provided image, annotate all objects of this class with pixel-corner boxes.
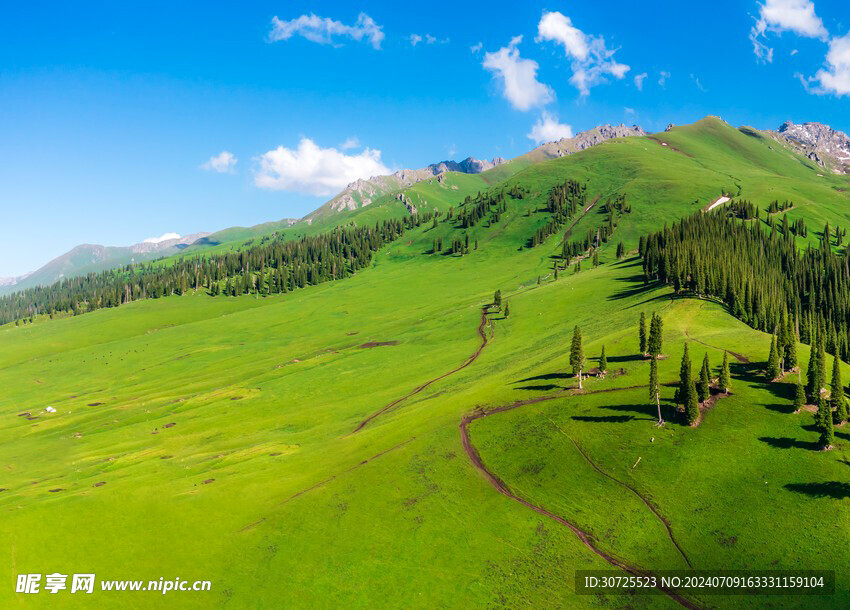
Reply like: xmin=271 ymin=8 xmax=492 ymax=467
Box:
xmin=2 ymin=117 xmax=850 ymax=608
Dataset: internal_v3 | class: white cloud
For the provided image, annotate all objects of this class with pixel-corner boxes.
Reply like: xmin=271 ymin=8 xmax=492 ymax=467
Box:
xmin=340 ymin=136 xmax=360 ymax=149
xmin=483 ymin=36 xmax=554 ymax=111
xmin=269 ymin=12 xmax=384 ymax=49
xmin=750 ymin=0 xmax=827 ymax=62
xmin=634 ymin=72 xmax=648 ymax=90
xmin=527 ymin=110 xmax=574 ymax=144
xmin=658 ymin=70 xmax=671 ymax=86
xmin=254 ymin=138 xmax=390 ymax=196
xmin=143 ymin=232 xmax=181 ymax=244
xmin=425 ymin=34 xmax=449 ymax=44
xmin=691 ymin=73 xmax=707 ymax=91
xmin=201 ymin=151 xmax=238 ymax=174
xmin=410 ymin=33 xmax=448 ymax=46
xmin=624 ymin=107 xmax=635 ymax=115
xmin=809 ymin=33 xmax=850 ymax=95
xmin=537 ymin=11 xmax=589 ymax=60
xmin=536 ymin=11 xmax=629 ymax=96
xmin=470 ymin=42 xmax=483 ymax=54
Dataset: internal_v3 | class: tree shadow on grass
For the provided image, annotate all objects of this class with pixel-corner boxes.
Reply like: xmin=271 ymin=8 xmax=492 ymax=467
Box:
xmin=730 ymin=362 xmax=796 ymax=405
xmin=834 ymin=429 xmax=850 ymax=442
xmin=763 ymin=403 xmax=796 ymax=414
xmin=759 ymin=436 xmax=820 ymax=451
xmin=783 ymin=482 xmax=850 ymax=499
xmin=572 ymin=415 xmax=643 ymax=423
xmin=607 ymin=354 xmax=645 ymax=363
xmin=512 ymin=372 xmax=570 ymax=384
xmin=515 ymin=384 xmax=564 ymax=392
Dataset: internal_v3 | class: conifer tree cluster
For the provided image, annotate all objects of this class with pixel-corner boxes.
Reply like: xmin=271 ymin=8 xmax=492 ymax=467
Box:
xmin=641 ymin=211 xmax=850 ymax=362
xmin=529 ymin=179 xmax=586 ymax=247
xmin=0 ymin=215 xmax=428 ymax=325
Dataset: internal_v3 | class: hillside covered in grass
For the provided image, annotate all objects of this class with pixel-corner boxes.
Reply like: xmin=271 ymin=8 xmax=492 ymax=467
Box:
xmin=3 ymin=117 xmax=850 ymax=608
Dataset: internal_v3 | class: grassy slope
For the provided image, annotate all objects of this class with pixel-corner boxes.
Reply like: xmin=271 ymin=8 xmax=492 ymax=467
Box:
xmin=3 ymin=118 xmax=850 ymax=608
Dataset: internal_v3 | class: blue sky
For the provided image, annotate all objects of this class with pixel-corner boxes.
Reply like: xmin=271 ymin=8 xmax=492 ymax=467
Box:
xmin=1 ymin=0 xmax=848 ymax=277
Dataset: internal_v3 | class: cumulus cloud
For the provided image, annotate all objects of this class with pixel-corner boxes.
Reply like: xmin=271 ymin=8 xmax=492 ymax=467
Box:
xmin=144 ymin=232 xmax=181 ymax=244
xmin=340 ymin=136 xmax=360 ymax=149
xmin=269 ymin=12 xmax=384 ymax=49
xmin=483 ymin=36 xmax=554 ymax=111
xmin=658 ymin=70 xmax=671 ymax=86
xmin=808 ymin=33 xmax=850 ymax=95
xmin=527 ymin=110 xmax=574 ymax=144
xmin=536 ymin=11 xmax=629 ymax=96
xmin=254 ymin=138 xmax=390 ymax=196
xmin=470 ymin=41 xmax=483 ymax=54
xmin=201 ymin=151 xmax=238 ymax=174
xmin=409 ymin=34 xmax=422 ymax=46
xmin=634 ymin=72 xmax=648 ymax=90
xmin=750 ymin=0 xmax=827 ymax=62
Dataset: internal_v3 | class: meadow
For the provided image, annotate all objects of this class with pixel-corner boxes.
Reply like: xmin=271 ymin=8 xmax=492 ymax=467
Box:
xmin=2 ymin=118 xmax=850 ymax=608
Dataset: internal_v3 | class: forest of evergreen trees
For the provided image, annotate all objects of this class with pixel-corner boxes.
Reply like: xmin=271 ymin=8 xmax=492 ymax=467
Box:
xmin=0 ymin=215 xmax=430 ymax=325
xmin=641 ymin=209 xmax=850 ymax=361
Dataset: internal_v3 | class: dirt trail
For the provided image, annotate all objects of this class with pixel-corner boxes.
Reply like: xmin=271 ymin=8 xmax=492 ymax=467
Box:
xmin=684 ymin=329 xmax=749 ymax=363
xmin=565 ymin=435 xmax=692 ymax=568
xmin=352 ymin=307 xmax=491 ymax=433
xmin=460 ymin=407 xmax=699 ymax=609
xmin=562 ymin=195 xmax=601 ymax=241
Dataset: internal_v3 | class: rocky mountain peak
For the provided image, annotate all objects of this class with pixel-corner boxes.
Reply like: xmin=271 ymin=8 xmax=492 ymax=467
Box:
xmin=528 ymin=124 xmax=646 ymax=160
xmin=774 ymin=121 xmax=850 ymax=174
xmin=320 ymin=155 xmax=508 ymax=215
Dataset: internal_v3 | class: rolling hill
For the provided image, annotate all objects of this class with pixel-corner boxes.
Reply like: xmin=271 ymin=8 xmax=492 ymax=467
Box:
xmin=3 ymin=116 xmax=850 ymax=608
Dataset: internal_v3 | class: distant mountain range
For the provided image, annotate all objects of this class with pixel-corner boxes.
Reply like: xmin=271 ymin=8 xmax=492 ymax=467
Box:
xmin=0 ymin=233 xmax=209 ymax=295
xmin=5 ymin=119 xmax=847 ymax=296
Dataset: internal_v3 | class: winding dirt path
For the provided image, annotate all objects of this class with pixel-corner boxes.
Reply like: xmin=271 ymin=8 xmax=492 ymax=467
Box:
xmin=566 ymin=435 xmax=693 ymax=568
xmin=352 ymin=307 xmax=492 ymax=433
xmin=684 ymin=329 xmax=749 ymax=363
xmin=460 ymin=405 xmax=699 ymax=609
xmin=562 ymin=195 xmax=601 ymax=241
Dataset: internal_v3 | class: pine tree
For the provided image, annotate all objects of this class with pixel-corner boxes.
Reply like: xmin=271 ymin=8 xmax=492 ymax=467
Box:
xmin=718 ymin=351 xmax=731 ymax=393
xmin=777 ymin=311 xmax=788 ymax=372
xmin=686 ymin=376 xmax=700 ymax=425
xmin=570 ymin=326 xmax=585 ymax=389
xmin=493 ymin=289 xmax=502 ymax=309
xmin=698 ymin=353 xmax=711 ymax=403
xmin=677 ymin=343 xmax=692 ymax=406
xmin=649 ymin=356 xmax=663 ymax=425
xmin=616 ymin=241 xmax=625 ymax=259
xmin=592 ymin=249 xmax=599 ymax=267
xmin=816 ymin=331 xmax=827 ymax=398
xmin=648 ymin=313 xmax=663 ymax=358
xmin=785 ymin=313 xmax=798 ymax=371
xmin=794 ymin=381 xmax=806 ymax=413
xmin=503 ymin=302 xmax=510 ymax=318
xmin=766 ymin=335 xmax=780 ymax=380
xmin=639 ymin=312 xmax=647 ymax=356
xmin=831 ymin=356 xmax=847 ymax=424
xmin=806 ymin=343 xmax=819 ymax=401
xmin=817 ymin=394 xmax=834 ymax=448
xmin=599 ymin=345 xmax=608 ymax=375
